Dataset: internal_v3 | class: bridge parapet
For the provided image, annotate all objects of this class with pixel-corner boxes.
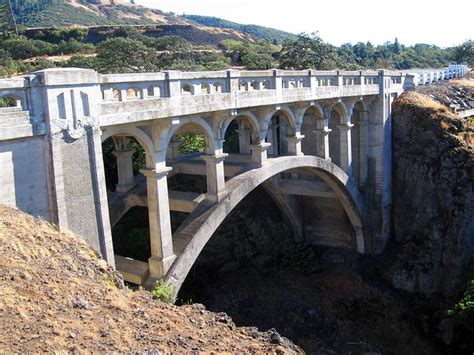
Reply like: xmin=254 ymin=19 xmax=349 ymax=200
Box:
xmin=0 ymin=76 xmax=47 ymax=140
xmin=97 ymin=69 xmax=401 ymax=126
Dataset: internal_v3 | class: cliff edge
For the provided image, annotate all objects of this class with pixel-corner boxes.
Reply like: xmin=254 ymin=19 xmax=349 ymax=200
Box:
xmin=389 ymin=83 xmax=474 ymax=301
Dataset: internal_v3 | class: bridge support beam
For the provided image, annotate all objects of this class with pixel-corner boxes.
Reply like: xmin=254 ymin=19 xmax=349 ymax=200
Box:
xmin=337 ymin=123 xmax=354 ymax=173
xmin=166 ymin=139 xmax=181 ymax=161
xmin=356 ymin=120 xmax=369 ymax=189
xmin=250 ymin=142 xmax=271 ymax=166
xmin=140 ymin=167 xmax=176 ymax=278
xmin=113 ymin=149 xmax=135 ymax=193
xmin=287 ymin=134 xmax=305 ymax=156
xmin=202 ymin=153 xmax=228 ymax=203
xmin=236 ymin=128 xmax=251 ymax=154
xmin=314 ymin=128 xmax=331 ymax=160
xmin=267 ymin=123 xmax=279 ymax=155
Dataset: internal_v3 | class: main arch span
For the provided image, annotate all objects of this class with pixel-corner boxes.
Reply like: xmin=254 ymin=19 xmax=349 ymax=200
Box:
xmin=165 ymin=155 xmax=365 ymax=292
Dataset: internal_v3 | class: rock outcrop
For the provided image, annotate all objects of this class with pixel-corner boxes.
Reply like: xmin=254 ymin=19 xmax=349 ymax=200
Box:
xmin=388 ymin=89 xmax=474 ymax=301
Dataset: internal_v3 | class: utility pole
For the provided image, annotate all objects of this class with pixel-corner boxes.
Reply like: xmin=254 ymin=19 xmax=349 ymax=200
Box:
xmin=5 ymin=0 xmax=18 ymax=35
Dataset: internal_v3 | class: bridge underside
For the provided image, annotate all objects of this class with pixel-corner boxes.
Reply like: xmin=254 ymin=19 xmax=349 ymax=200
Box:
xmin=106 ymin=148 xmax=365 ymax=288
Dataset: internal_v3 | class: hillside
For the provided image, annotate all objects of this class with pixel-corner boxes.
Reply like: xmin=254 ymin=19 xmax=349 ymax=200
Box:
xmin=6 ymin=0 xmax=294 ymax=43
xmin=10 ymin=0 xmax=187 ymax=27
xmin=184 ymin=15 xmax=296 ymax=43
xmin=0 ymin=203 xmax=301 ymax=353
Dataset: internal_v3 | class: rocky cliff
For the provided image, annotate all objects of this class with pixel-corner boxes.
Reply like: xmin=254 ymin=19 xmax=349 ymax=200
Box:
xmin=388 ymin=86 xmax=474 ymax=302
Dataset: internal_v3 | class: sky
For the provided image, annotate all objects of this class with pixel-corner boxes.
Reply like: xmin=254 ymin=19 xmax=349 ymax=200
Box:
xmin=136 ymin=0 xmax=472 ymax=47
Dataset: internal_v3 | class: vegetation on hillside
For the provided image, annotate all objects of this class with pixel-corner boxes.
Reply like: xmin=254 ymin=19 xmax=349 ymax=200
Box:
xmin=184 ymin=14 xmax=295 ymax=43
xmin=0 ymin=0 xmax=472 ymax=77
xmin=0 ymin=26 xmax=471 ymax=78
xmin=9 ymin=0 xmax=175 ymax=27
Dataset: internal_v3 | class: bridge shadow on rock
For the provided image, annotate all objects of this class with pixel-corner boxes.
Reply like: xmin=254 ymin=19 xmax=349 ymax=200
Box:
xmin=177 ymin=187 xmax=436 ymax=354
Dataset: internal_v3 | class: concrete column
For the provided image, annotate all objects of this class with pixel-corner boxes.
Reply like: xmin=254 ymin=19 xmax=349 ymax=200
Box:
xmin=357 ymin=120 xmax=369 ymax=187
xmin=337 ymin=123 xmax=354 ymax=173
xmin=166 ymin=141 xmax=181 ymax=161
xmin=140 ymin=167 xmax=176 ymax=278
xmin=249 ymin=142 xmax=271 ymax=166
xmin=235 ymin=128 xmax=251 ymax=154
xmin=313 ymin=128 xmax=332 ymax=160
xmin=202 ymin=153 xmax=228 ymax=203
xmin=113 ymin=149 xmax=135 ymax=193
xmin=267 ymin=123 xmax=279 ymax=155
xmin=273 ymin=70 xmax=283 ymax=99
xmin=336 ymin=71 xmax=343 ymax=87
xmin=286 ymin=134 xmax=305 ymax=156
xmin=359 ymin=71 xmax=365 ymax=86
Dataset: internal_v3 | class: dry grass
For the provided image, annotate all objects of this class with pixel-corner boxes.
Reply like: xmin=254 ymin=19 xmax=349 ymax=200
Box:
xmin=398 ymin=91 xmax=453 ymax=114
xmin=0 ymin=204 xmax=300 ymax=354
xmin=449 ymin=78 xmax=474 ymax=88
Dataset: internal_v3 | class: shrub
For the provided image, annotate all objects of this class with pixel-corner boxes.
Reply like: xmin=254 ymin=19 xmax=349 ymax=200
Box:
xmin=448 ymin=280 xmax=474 ymax=352
xmin=152 ymin=280 xmax=176 ymax=303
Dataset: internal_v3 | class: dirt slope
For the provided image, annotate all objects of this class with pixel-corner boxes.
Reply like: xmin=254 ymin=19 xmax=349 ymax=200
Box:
xmin=0 ymin=204 xmax=300 ymax=353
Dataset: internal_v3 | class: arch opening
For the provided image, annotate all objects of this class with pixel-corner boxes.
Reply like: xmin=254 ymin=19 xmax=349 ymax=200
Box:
xmin=301 ymin=106 xmax=324 ymax=157
xmin=266 ymin=111 xmax=295 ymax=156
xmin=350 ymin=101 xmax=367 ymax=189
xmin=328 ymin=104 xmax=346 ymax=167
xmin=166 ymin=155 xmax=365 ymax=294
xmin=101 ymin=134 xmax=150 ymax=275
xmin=0 ymin=95 xmax=22 ymax=108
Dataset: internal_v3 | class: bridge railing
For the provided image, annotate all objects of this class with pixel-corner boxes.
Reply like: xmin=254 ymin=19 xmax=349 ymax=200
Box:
xmin=405 ymin=64 xmax=470 ymax=87
xmin=98 ymin=69 xmax=397 ymax=104
xmin=0 ymin=77 xmax=31 ymax=111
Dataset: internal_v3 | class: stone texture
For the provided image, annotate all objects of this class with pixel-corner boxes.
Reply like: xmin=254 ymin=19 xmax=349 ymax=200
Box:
xmin=0 ymin=136 xmax=51 ymax=220
xmin=388 ymin=91 xmax=474 ymax=300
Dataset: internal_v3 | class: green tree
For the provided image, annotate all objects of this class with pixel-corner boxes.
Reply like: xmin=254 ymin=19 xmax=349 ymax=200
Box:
xmin=151 ymin=35 xmax=192 ymax=52
xmin=0 ymin=0 xmax=17 ymax=35
xmin=279 ymin=32 xmax=337 ymax=70
xmin=1 ymin=35 xmax=55 ymax=59
xmin=241 ymin=50 xmax=274 ymax=70
xmin=96 ymin=37 xmax=158 ymax=73
xmin=453 ymin=40 xmax=474 ymax=66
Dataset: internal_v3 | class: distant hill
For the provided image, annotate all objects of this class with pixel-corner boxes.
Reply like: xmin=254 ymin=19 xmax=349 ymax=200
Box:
xmin=8 ymin=0 xmax=295 ymax=43
xmin=184 ymin=15 xmax=296 ymax=43
xmin=10 ymin=0 xmax=190 ymax=27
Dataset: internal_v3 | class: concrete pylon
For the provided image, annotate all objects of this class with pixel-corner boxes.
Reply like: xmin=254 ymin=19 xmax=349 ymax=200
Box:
xmin=314 ymin=128 xmax=332 ymax=160
xmin=337 ymin=123 xmax=354 ymax=173
xmin=249 ymin=142 xmax=271 ymax=166
xmin=140 ymin=167 xmax=176 ymax=278
xmin=286 ymin=134 xmax=305 ymax=156
xmin=113 ymin=149 xmax=135 ymax=193
xmin=202 ymin=153 xmax=228 ymax=203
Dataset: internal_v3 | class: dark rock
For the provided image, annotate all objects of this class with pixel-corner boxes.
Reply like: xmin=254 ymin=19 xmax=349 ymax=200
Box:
xmin=438 ymin=318 xmax=455 ymax=345
xmin=269 ymin=332 xmax=283 ymax=345
xmin=72 ymin=296 xmax=91 ymax=310
xmin=389 ymin=93 xmax=474 ymax=301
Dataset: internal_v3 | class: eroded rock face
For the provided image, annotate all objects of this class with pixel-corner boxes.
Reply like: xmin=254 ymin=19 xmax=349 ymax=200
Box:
xmin=388 ymin=91 xmax=474 ymax=300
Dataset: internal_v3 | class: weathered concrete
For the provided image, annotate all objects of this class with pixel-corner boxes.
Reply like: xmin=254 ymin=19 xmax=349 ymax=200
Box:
xmin=0 ymin=65 xmax=469 ymax=286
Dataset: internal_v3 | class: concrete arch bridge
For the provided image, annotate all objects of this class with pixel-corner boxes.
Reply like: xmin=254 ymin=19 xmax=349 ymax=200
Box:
xmin=0 ymin=65 xmax=469 ymax=289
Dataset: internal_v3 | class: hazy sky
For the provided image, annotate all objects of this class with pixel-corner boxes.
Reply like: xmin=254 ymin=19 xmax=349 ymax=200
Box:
xmin=136 ymin=0 xmax=472 ymax=47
